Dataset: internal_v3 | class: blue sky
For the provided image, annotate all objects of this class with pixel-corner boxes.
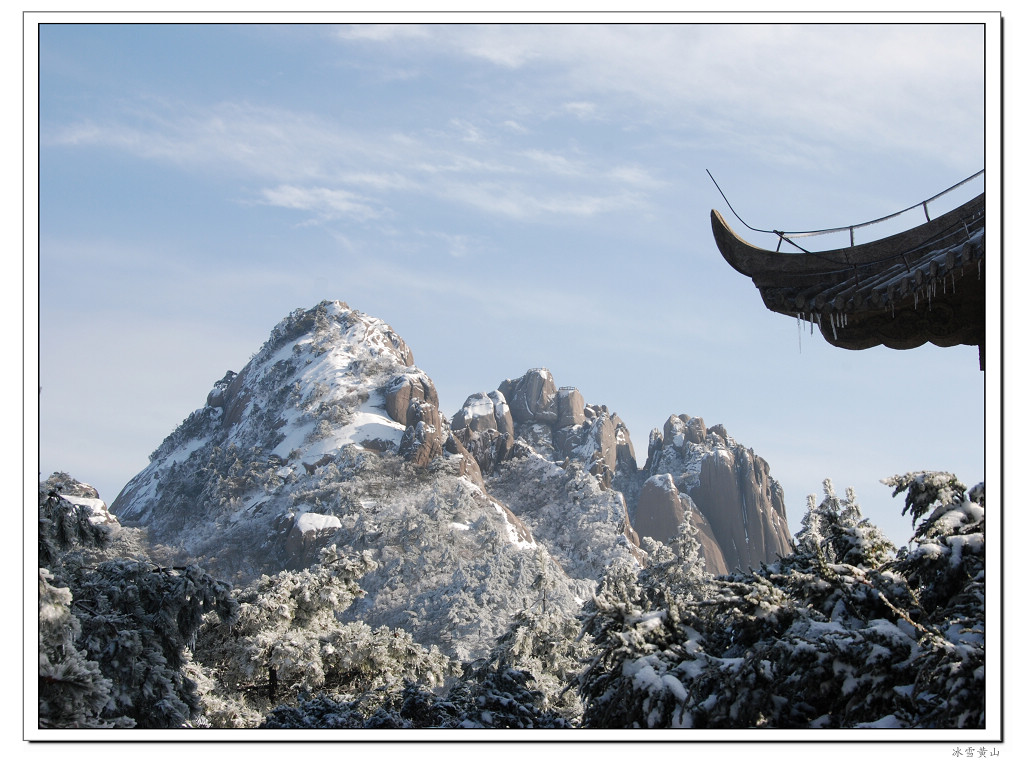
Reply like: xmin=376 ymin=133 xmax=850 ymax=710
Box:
xmin=33 ymin=17 xmax=996 ymax=547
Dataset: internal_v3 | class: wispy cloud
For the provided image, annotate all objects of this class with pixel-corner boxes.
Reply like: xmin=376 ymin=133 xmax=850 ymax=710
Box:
xmin=346 ymin=23 xmax=982 ymax=168
xmin=501 ymin=120 xmax=529 ymax=134
xmin=420 ymin=231 xmax=479 ymax=259
xmin=606 ymin=164 xmax=664 ymax=189
xmin=43 ymin=23 xmax=983 ymax=239
xmin=437 ymin=179 xmax=643 ymax=220
xmin=519 ymin=149 xmax=586 ymax=176
xmin=449 ymin=118 xmax=487 ymax=144
xmin=259 ymin=185 xmax=381 ymax=221
xmin=563 ymin=101 xmax=597 ymax=120
xmin=48 ymin=96 xmax=658 ymax=226
xmin=333 ymin=24 xmax=431 ymax=43
xmin=49 ymin=100 xmax=375 ymax=182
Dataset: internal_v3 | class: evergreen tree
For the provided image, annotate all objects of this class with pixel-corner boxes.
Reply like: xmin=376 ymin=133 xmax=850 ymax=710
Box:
xmin=579 ymin=473 xmax=985 ymax=729
xmin=885 ymin=472 xmax=985 ymax=727
xmin=37 ymin=480 xmax=237 ymax=728
xmin=67 ymin=559 xmax=237 ymax=727
xmin=37 ymin=568 xmax=117 ymax=728
xmin=195 ymin=544 xmax=456 ymax=724
xmin=38 ymin=488 xmax=110 ymax=571
xmin=469 ymin=604 xmax=592 ymax=724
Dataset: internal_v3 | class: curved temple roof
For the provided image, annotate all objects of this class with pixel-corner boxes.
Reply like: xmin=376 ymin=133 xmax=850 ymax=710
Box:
xmin=711 ymin=193 xmax=985 ymax=369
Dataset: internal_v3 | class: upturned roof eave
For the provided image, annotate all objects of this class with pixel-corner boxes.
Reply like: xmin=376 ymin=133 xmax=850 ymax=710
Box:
xmin=711 ymin=193 xmax=985 ymax=283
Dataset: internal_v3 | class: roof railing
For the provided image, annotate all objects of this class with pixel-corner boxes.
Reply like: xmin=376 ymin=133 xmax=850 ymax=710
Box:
xmin=708 ymin=169 xmax=985 ymax=253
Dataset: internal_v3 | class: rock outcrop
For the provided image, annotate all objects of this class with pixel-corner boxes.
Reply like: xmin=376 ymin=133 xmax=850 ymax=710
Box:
xmin=277 ymin=510 xmax=343 ymax=569
xmin=43 ymin=471 xmax=119 ymax=526
xmin=499 ymin=368 xmax=558 ymax=425
xmin=385 ymin=372 xmax=438 ymax=426
xmin=632 ymin=474 xmax=729 ymax=576
xmin=635 ymin=414 xmax=793 ymax=573
xmin=450 ymin=371 xmax=792 ymax=575
xmin=450 ymin=391 xmax=515 ymax=474
xmin=689 ymin=442 xmax=791 ymax=573
xmin=451 ymin=368 xmax=645 ymax=567
xmin=456 ymin=368 xmax=638 ymax=491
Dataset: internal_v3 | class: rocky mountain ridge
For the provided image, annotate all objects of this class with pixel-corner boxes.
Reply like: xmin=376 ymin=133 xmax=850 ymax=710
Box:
xmin=108 ymin=300 xmax=792 ymax=657
xmin=447 ymin=366 xmax=792 ymax=576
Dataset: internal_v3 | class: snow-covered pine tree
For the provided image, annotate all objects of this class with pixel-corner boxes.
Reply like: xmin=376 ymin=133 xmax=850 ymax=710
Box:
xmin=579 ymin=473 xmax=985 ymax=729
xmin=468 ymin=604 xmax=593 ymax=724
xmin=38 ymin=487 xmax=111 ymax=570
xmin=68 ymin=559 xmax=237 ymax=727
xmin=38 ymin=480 xmax=238 ymax=728
xmin=261 ymin=599 xmax=589 ymax=729
xmin=437 ymin=662 xmax=572 ymax=728
xmin=37 ymin=568 xmax=117 ymax=728
xmin=195 ymin=544 xmax=456 ymax=725
xmin=797 ymin=479 xmax=896 ymax=570
xmin=884 ymin=472 xmax=985 ymax=727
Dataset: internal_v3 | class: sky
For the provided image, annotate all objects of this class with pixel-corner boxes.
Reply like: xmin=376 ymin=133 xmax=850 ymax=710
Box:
xmin=31 ymin=15 xmax=998 ymax=550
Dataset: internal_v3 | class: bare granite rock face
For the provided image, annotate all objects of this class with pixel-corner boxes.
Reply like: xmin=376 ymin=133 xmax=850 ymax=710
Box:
xmin=385 ymin=372 xmax=438 ymax=426
xmin=689 ymin=442 xmax=791 ymax=573
xmin=385 ymin=372 xmax=454 ymax=469
xmin=554 ymin=406 xmax=635 ymax=490
xmin=457 ymin=370 xmax=639 ymax=491
xmin=278 ymin=510 xmax=342 ymax=569
xmin=442 ymin=432 xmax=485 ymax=489
xmin=555 ymin=387 xmax=586 ymax=429
xmin=632 ymin=473 xmax=729 ymax=576
xmin=398 ymin=411 xmax=443 ymax=467
xmin=639 ymin=414 xmax=793 ymax=574
xmin=451 ymin=391 xmax=515 ymax=475
xmin=499 ymin=368 xmax=558 ymax=425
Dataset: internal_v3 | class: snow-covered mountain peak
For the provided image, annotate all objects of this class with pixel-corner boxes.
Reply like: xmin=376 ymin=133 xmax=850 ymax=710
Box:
xmin=110 ymin=301 xmax=440 ymax=543
xmin=104 ymin=299 xmax=796 ymax=662
xmin=107 ymin=302 xmax=616 ymax=662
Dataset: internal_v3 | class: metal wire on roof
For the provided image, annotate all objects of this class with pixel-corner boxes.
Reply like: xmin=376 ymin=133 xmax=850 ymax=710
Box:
xmin=707 ymin=169 xmax=984 ymax=252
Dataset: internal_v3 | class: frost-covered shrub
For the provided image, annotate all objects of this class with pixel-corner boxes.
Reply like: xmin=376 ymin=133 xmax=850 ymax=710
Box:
xmin=262 ymin=665 xmax=573 ymax=730
xmin=486 ymin=454 xmax=638 ymax=582
xmin=473 ymin=606 xmax=594 ymax=724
